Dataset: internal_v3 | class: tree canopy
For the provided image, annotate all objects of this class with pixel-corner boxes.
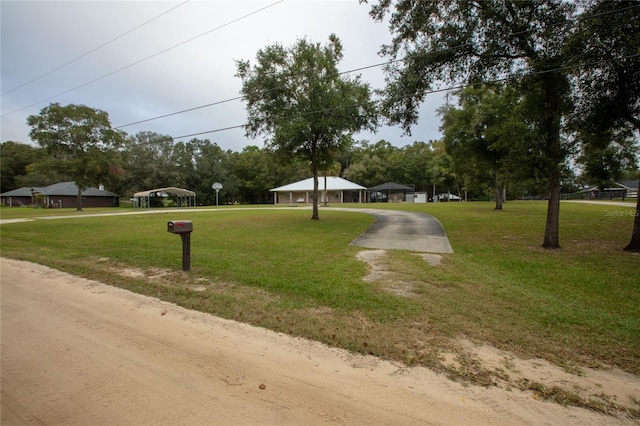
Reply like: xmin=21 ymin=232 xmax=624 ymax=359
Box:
xmin=0 ymin=141 xmax=44 ymax=193
xmin=27 ymin=103 xmax=125 ymax=210
xmin=236 ymin=34 xmax=378 ymax=219
xmin=568 ymin=0 xmax=640 ymax=251
xmin=368 ymin=0 xmax=578 ymax=248
xmin=439 ymin=83 xmax=537 ymax=209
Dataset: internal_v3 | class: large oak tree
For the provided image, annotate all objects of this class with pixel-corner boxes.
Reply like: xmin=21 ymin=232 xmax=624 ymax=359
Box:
xmin=236 ymin=34 xmax=378 ymax=219
xmin=569 ymin=0 xmax=640 ymax=251
xmin=439 ymin=84 xmax=535 ymax=210
xmin=367 ymin=0 xmax=576 ymax=248
xmin=27 ymin=103 xmax=124 ymax=210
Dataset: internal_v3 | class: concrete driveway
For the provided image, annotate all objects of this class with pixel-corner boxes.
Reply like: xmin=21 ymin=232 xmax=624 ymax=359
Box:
xmin=332 ymin=208 xmax=453 ymax=254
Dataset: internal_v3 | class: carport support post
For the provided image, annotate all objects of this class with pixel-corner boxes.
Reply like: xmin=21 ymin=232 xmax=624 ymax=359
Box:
xmin=180 ymin=233 xmax=191 ymax=271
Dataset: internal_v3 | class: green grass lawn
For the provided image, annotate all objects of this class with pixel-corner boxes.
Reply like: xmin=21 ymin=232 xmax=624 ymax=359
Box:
xmin=1 ymin=201 xmax=638 ymax=386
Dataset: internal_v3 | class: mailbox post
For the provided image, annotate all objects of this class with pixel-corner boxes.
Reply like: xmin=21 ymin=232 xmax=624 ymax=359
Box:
xmin=167 ymin=220 xmax=193 ymax=271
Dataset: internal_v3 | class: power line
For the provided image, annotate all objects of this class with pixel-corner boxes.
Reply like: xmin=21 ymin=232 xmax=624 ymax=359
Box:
xmin=114 ymin=3 xmax=640 ymax=130
xmin=1 ymin=0 xmax=191 ymax=96
xmin=158 ymin=53 xmax=639 ymax=144
xmin=115 ymin=97 xmax=244 ymax=129
xmin=1 ymin=0 xmax=285 ymax=118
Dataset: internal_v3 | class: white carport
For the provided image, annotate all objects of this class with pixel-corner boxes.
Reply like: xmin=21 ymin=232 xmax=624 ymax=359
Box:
xmin=132 ymin=187 xmax=196 ymax=208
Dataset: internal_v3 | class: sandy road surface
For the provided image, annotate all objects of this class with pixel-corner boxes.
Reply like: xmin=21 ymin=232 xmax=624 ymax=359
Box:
xmin=1 ymin=258 xmax=625 ymax=426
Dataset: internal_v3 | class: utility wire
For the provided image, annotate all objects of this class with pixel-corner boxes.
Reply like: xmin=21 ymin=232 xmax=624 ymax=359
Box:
xmin=116 ymin=97 xmax=244 ymax=129
xmin=114 ymin=3 xmax=640 ymax=130
xmin=1 ymin=0 xmax=191 ymax=96
xmin=153 ymin=53 xmax=640 ymax=145
xmin=1 ymin=0 xmax=285 ymax=118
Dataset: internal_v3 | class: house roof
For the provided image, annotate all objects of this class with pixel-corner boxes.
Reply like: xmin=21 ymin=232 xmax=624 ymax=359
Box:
xmin=1 ymin=182 xmax=118 ymax=197
xmin=270 ymin=176 xmax=366 ymax=192
xmin=0 ymin=187 xmax=46 ymax=197
xmin=619 ymin=179 xmax=639 ymax=190
xmin=44 ymin=182 xmax=118 ymax=196
xmin=367 ymin=182 xmax=414 ymax=191
xmin=133 ymin=187 xmax=196 ymax=198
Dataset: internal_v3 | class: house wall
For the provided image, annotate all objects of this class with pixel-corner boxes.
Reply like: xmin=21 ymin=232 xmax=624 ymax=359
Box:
xmin=412 ymin=193 xmax=427 ymax=203
xmin=47 ymin=196 xmax=119 ymax=208
xmin=274 ymin=191 xmax=308 ymax=204
xmin=2 ymin=195 xmax=119 ymax=208
xmin=274 ymin=190 xmax=363 ymax=204
xmin=1 ymin=196 xmax=31 ymax=207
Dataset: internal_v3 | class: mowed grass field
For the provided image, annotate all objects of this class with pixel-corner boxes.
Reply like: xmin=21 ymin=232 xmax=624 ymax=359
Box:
xmin=1 ymin=201 xmax=639 ymax=384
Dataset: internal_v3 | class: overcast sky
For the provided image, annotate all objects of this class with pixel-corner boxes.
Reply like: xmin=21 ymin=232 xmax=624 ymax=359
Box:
xmin=1 ymin=0 xmax=445 ymax=152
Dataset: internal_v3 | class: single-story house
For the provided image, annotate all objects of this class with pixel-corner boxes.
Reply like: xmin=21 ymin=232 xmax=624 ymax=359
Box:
xmin=619 ymin=179 xmax=639 ymax=198
xmin=580 ymin=180 xmax=639 ymax=200
xmin=1 ymin=182 xmax=119 ymax=208
xmin=366 ymin=182 xmax=415 ymax=203
xmin=270 ymin=176 xmax=366 ymax=204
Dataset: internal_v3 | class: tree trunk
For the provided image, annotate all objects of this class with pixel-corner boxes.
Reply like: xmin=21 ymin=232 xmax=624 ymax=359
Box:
xmin=494 ymin=169 xmax=502 ymax=210
xmin=623 ymin=177 xmax=640 ymax=252
xmin=323 ymin=174 xmax=328 ymax=207
xmin=540 ymin=73 xmax=564 ymax=249
xmin=311 ymin=163 xmax=319 ymax=220
xmin=76 ymin=187 xmax=83 ymax=211
xmin=542 ymin=167 xmax=561 ymax=249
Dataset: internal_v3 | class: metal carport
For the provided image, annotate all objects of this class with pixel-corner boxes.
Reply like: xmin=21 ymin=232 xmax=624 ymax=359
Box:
xmin=366 ymin=182 xmax=415 ymax=203
xmin=132 ymin=187 xmax=196 ymax=208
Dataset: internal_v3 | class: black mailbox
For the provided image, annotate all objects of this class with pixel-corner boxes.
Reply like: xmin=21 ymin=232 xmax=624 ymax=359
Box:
xmin=167 ymin=220 xmax=193 ymax=271
xmin=167 ymin=220 xmax=193 ymax=234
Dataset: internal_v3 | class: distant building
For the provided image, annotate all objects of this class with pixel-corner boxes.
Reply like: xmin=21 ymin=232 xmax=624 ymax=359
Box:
xmin=579 ymin=180 xmax=639 ymax=200
xmin=619 ymin=180 xmax=639 ymax=198
xmin=366 ymin=182 xmax=415 ymax=203
xmin=270 ymin=176 xmax=366 ymax=204
xmin=1 ymin=182 xmax=119 ymax=208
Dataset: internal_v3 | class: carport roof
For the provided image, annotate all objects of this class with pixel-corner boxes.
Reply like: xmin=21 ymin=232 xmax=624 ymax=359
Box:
xmin=367 ymin=182 xmax=414 ymax=191
xmin=133 ymin=187 xmax=196 ymax=197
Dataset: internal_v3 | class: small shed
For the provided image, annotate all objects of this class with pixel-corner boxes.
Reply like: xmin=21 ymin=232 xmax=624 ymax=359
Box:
xmin=366 ymin=182 xmax=415 ymax=203
xmin=270 ymin=176 xmax=365 ymax=204
xmin=132 ymin=187 xmax=196 ymax=208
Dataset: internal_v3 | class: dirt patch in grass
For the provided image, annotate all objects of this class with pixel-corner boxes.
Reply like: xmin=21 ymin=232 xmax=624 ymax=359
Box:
xmin=438 ymin=338 xmax=640 ymax=417
xmin=356 ymin=250 xmax=394 ymax=282
xmin=354 ymin=249 xmax=640 ymax=419
xmin=355 ymin=249 xmax=446 ymax=297
xmin=417 ymin=253 xmax=443 ymax=266
xmin=99 ymin=258 xmax=212 ymax=293
xmin=356 ymin=249 xmax=420 ymax=297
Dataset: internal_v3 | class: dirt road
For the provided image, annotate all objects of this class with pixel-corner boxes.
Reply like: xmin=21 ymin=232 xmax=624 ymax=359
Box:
xmin=0 ymin=258 xmax=625 ymax=425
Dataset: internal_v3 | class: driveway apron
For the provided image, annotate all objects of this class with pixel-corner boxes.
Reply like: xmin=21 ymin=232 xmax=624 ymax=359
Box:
xmin=336 ymin=208 xmax=453 ymax=254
